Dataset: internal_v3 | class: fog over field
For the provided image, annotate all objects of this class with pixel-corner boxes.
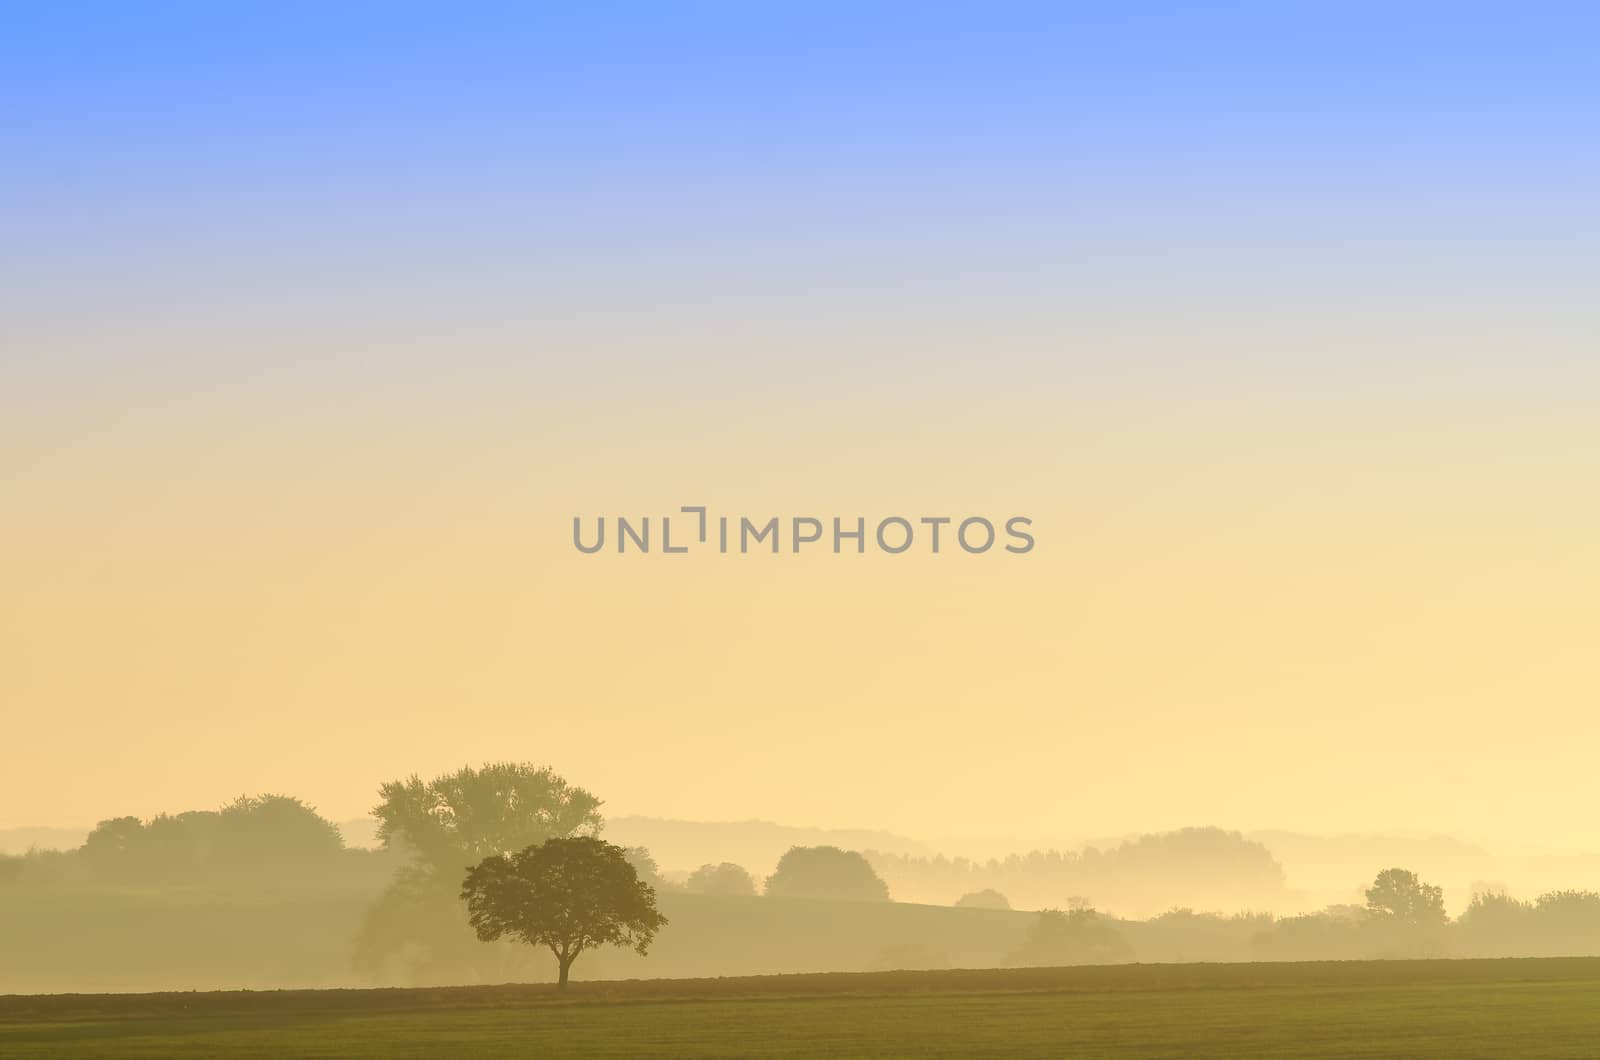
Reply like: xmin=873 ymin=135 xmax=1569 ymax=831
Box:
xmin=11 ymin=814 xmax=1600 ymax=922
xmin=12 ymin=815 xmax=1600 ymax=920
xmin=12 ymin=772 xmax=1600 ymax=999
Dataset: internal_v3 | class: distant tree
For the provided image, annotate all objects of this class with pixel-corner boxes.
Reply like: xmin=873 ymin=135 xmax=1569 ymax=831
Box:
xmin=0 ymin=853 xmax=22 ymax=886
xmin=1363 ymin=867 xmax=1448 ymax=958
xmin=1530 ymin=890 xmax=1600 ymax=956
xmin=1457 ymin=889 xmax=1534 ymax=957
xmin=1143 ymin=908 xmax=1274 ymax=964
xmin=865 ymin=827 xmax=1286 ymax=914
xmin=81 ymin=817 xmax=146 ymax=871
xmin=373 ymin=763 xmax=603 ymax=877
xmin=765 ymin=846 xmax=890 ymax=902
xmin=79 ymin=797 xmax=343 ymax=882
xmin=214 ymin=795 xmax=343 ymax=863
xmin=954 ymin=888 xmax=1011 ymax=910
xmin=686 ymin=862 xmax=758 ymax=897
xmin=1249 ymin=905 xmax=1369 ymax=962
xmin=1008 ymin=907 xmax=1134 ymax=967
xmin=461 ymin=836 xmax=667 ymax=988
xmin=622 ymin=846 xmax=672 ymax=890
xmin=1365 ymin=868 xmax=1446 ymax=926
xmin=1534 ymin=889 xmax=1600 ymax=914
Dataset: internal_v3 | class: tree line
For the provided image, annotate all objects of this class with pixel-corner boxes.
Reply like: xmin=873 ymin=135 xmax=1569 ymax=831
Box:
xmin=8 ymin=762 xmax=1600 ymax=987
xmin=865 ymin=828 xmax=1288 ymax=914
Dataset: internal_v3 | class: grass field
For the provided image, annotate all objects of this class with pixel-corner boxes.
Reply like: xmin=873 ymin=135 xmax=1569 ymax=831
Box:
xmin=5 ymin=958 xmax=1600 ymax=1057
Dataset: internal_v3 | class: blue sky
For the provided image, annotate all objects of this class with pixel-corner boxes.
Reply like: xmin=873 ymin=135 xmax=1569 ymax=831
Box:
xmin=6 ymin=2 xmax=1598 ymax=426
xmin=8 ymin=3 xmax=1596 ymax=243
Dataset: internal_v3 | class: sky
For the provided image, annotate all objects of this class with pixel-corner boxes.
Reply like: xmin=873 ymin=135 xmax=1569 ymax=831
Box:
xmin=3 ymin=3 xmax=1599 ymax=850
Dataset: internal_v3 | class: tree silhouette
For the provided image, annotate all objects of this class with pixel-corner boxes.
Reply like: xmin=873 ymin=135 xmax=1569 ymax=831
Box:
xmin=1362 ymin=867 xmax=1449 ymax=957
xmin=373 ymin=763 xmax=602 ymax=877
xmin=213 ymin=795 xmax=343 ymax=870
xmin=622 ymin=846 xmax=671 ymax=890
xmin=80 ymin=817 xmax=147 ymax=876
xmin=686 ymin=862 xmax=758 ymax=897
xmin=78 ymin=797 xmax=343 ymax=881
xmin=358 ymin=763 xmax=604 ymax=980
xmin=765 ymin=846 xmax=890 ymax=902
xmin=1008 ymin=907 xmax=1134 ymax=967
xmin=954 ymin=888 xmax=1011 ymax=910
xmin=461 ymin=836 xmax=667 ymax=988
xmin=1365 ymin=867 xmax=1446 ymax=926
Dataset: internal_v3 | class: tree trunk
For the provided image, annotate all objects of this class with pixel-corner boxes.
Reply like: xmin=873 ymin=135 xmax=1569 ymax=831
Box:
xmin=558 ymin=955 xmax=572 ymax=989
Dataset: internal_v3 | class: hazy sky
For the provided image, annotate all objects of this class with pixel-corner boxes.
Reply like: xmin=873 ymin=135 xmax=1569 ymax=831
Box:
xmin=4 ymin=4 xmax=1598 ymax=848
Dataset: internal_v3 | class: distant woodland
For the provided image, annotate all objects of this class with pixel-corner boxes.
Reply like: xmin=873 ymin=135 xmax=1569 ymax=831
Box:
xmin=4 ymin=763 xmax=1600 ymax=994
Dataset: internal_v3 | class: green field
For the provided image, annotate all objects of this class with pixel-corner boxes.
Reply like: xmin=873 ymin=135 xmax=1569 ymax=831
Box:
xmin=5 ymin=959 xmax=1600 ymax=1058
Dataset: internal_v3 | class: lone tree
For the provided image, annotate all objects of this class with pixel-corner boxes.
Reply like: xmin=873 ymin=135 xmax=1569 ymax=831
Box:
xmin=461 ymin=836 xmax=667 ymax=988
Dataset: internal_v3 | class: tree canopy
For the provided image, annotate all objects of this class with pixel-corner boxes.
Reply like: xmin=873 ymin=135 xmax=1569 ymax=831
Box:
xmin=765 ymin=846 xmax=890 ymax=902
xmin=357 ymin=762 xmax=605 ymax=981
xmin=373 ymin=762 xmax=603 ymax=877
xmin=1008 ymin=907 xmax=1134 ymax=967
xmin=1361 ymin=867 xmax=1449 ymax=958
xmin=1365 ymin=868 xmax=1446 ymax=926
xmin=686 ymin=862 xmax=758 ymax=897
xmin=954 ymin=888 xmax=1011 ymax=910
xmin=78 ymin=796 xmax=343 ymax=881
xmin=461 ymin=836 xmax=667 ymax=987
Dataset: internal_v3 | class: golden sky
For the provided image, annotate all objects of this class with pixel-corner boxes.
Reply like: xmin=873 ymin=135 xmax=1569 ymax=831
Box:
xmin=6 ymin=317 xmax=1599 ymax=849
